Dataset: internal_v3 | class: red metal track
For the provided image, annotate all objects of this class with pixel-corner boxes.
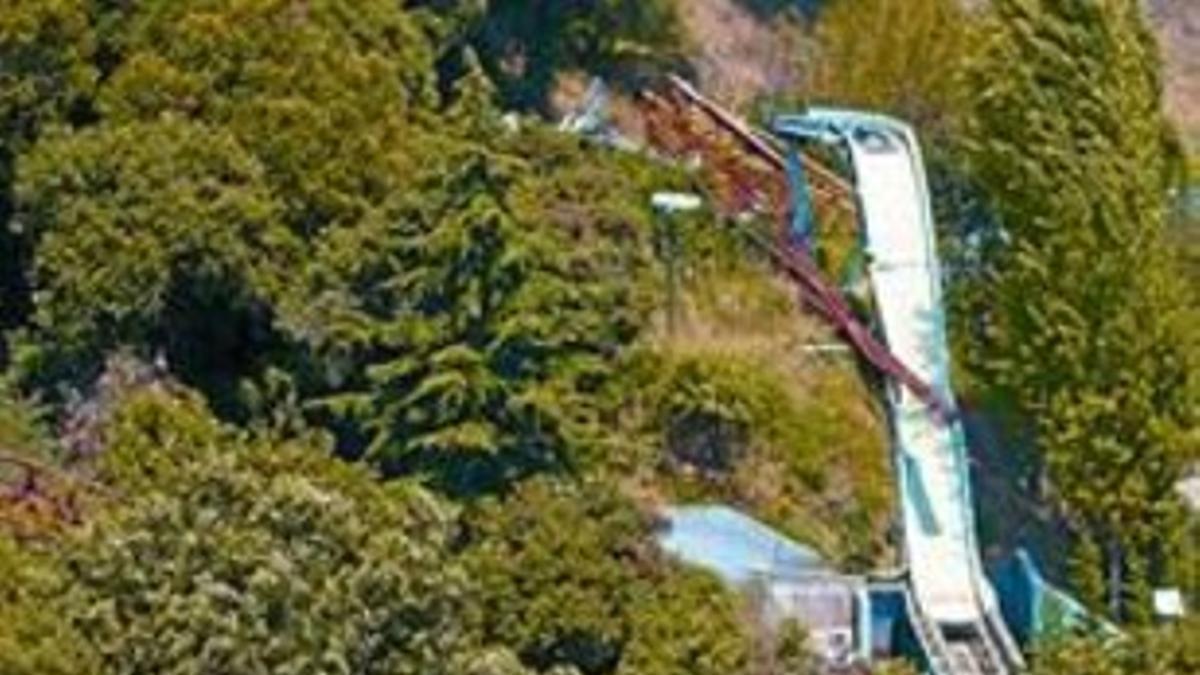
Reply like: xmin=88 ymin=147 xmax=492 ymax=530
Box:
xmin=643 ymin=77 xmax=953 ymax=421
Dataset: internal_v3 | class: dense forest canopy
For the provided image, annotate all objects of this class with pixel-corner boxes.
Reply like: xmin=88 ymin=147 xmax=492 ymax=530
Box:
xmin=0 ymin=0 xmax=1197 ymax=673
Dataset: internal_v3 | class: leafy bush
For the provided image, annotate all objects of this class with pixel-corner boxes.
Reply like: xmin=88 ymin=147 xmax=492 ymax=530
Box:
xmin=10 ymin=0 xmax=442 ymax=397
xmin=0 ymin=0 xmax=95 ymax=151
xmin=652 ymin=353 xmax=818 ymax=481
xmin=0 ymin=381 xmax=51 ymax=461
xmin=13 ymin=118 xmax=292 ymax=391
xmin=96 ymin=0 xmax=437 ymax=227
xmin=0 ymin=0 xmax=97 ymax=341
xmin=1030 ymin=620 xmax=1200 ymax=675
xmin=313 ymin=130 xmax=670 ymax=495
xmin=53 ymin=387 xmax=526 ymax=675
xmin=0 ymin=537 xmax=98 ymax=675
xmin=464 ymin=477 xmax=751 ymax=675
xmin=616 ymin=571 xmax=753 ymax=675
xmin=9 ymin=0 xmax=677 ymax=499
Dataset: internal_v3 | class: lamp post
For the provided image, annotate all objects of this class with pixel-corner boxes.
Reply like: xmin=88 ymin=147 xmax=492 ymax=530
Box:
xmin=650 ymin=192 xmax=702 ymax=336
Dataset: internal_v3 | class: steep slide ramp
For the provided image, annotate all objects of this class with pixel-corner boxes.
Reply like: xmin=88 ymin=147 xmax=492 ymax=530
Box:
xmin=775 ymin=111 xmax=1023 ymax=674
xmin=632 ymin=78 xmax=1024 ymax=672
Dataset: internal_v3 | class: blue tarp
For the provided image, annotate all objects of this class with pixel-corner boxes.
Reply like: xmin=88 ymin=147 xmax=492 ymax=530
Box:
xmin=657 ymin=505 xmax=827 ymax=585
xmin=989 ymin=549 xmax=1118 ymax=645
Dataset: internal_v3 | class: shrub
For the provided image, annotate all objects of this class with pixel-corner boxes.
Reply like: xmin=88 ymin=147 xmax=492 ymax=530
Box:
xmin=56 ymin=388 xmax=517 ymax=674
xmin=464 ymin=477 xmax=750 ymax=675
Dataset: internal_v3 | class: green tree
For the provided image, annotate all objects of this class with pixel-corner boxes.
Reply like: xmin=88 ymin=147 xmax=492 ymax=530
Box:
xmin=464 ymin=478 xmax=750 ymax=675
xmin=60 ymin=386 xmax=526 ymax=675
xmin=960 ymin=0 xmax=1199 ymax=618
xmin=96 ymin=0 xmax=437 ymax=234
xmin=465 ymin=478 xmax=652 ymax=673
xmin=9 ymin=2 xmax=675 ymax=493
xmin=0 ymin=0 xmax=96 ymax=348
xmin=616 ymin=572 xmax=751 ymax=675
xmin=316 ymin=131 xmax=662 ymax=494
xmin=0 ymin=537 xmax=99 ymax=675
xmin=1068 ymin=533 xmax=1108 ymax=612
xmin=1031 ymin=620 xmax=1200 ymax=675
xmin=0 ymin=0 xmax=94 ymax=152
xmin=12 ymin=118 xmax=296 ymax=395
xmin=9 ymin=0 xmax=446 ymax=399
xmin=91 ymin=373 xmax=232 ymax=492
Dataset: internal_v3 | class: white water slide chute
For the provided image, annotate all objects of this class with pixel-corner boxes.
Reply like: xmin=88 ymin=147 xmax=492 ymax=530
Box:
xmin=774 ymin=111 xmax=1024 ymax=675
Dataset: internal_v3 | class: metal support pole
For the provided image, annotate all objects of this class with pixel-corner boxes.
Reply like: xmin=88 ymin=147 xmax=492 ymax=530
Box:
xmin=785 ymin=143 xmax=816 ymax=249
xmin=651 ymin=192 xmax=702 ymax=337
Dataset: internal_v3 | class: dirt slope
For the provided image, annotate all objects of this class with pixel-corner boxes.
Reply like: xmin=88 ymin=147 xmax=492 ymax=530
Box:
xmin=1149 ymin=0 xmax=1200 ymax=150
xmin=677 ymin=0 xmax=1198 ymax=148
xmin=676 ymin=0 xmax=804 ymax=112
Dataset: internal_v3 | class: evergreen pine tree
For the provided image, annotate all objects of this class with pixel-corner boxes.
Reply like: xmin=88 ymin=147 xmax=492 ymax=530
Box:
xmin=317 ymin=134 xmax=659 ymax=495
xmin=961 ymin=0 xmax=1198 ymax=617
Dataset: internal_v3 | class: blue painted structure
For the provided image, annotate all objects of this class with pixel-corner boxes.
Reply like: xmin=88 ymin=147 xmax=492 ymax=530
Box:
xmin=773 ymin=111 xmax=1023 ymax=675
xmin=658 ymin=505 xmax=827 ymax=584
xmin=989 ymin=549 xmax=1120 ymax=645
xmin=590 ymin=81 xmax=1123 ymax=671
xmin=658 ymin=506 xmax=872 ymax=664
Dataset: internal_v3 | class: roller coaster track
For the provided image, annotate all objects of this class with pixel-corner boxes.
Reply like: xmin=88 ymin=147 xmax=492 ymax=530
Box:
xmin=640 ymin=79 xmax=1024 ymax=674
xmin=641 ymin=76 xmax=953 ymax=422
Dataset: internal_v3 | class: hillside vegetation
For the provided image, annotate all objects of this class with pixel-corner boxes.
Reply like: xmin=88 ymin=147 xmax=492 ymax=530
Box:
xmin=0 ymin=0 xmax=1197 ymax=674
